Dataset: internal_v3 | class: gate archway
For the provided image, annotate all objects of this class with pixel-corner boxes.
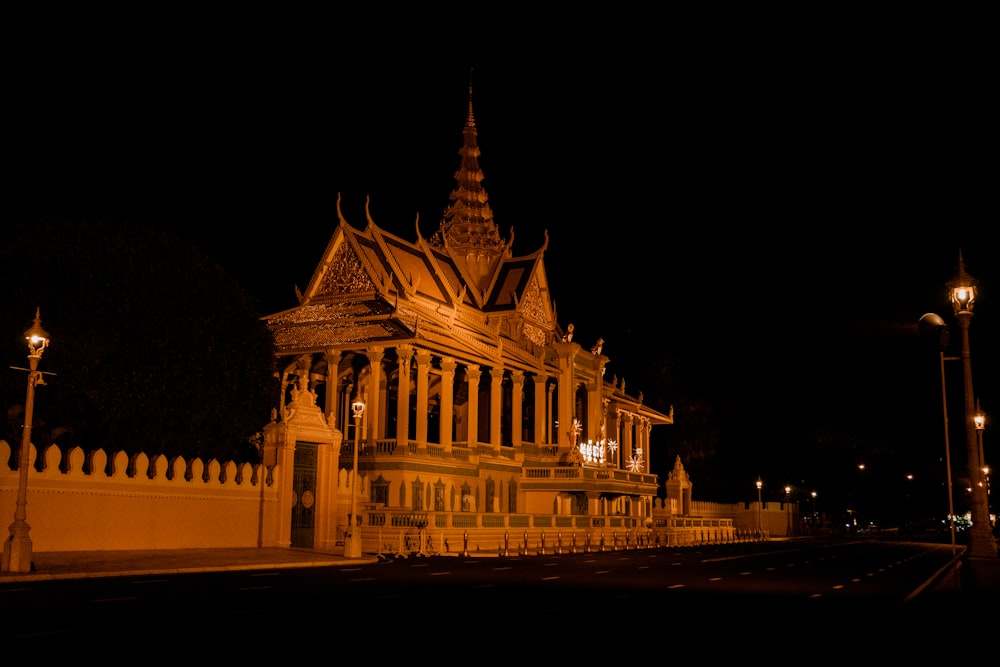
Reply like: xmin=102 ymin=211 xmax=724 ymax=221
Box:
xmin=291 ymin=441 xmax=317 ymax=548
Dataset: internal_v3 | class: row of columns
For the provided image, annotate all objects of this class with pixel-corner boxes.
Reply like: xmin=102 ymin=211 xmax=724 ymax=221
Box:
xmin=303 ymin=345 xmax=653 ymax=472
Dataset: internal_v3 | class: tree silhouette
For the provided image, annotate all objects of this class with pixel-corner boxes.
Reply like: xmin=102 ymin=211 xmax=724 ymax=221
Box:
xmin=0 ymin=217 xmax=278 ymax=468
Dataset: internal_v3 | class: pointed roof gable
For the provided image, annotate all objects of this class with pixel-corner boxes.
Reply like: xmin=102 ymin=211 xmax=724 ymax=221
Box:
xmin=265 ymin=88 xmax=558 ymax=365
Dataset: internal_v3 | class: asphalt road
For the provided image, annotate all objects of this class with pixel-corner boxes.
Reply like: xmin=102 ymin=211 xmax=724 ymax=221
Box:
xmin=0 ymin=538 xmax=992 ymax=654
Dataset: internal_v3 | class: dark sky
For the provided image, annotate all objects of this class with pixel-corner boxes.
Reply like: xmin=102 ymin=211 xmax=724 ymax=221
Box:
xmin=8 ymin=6 xmax=997 ymax=505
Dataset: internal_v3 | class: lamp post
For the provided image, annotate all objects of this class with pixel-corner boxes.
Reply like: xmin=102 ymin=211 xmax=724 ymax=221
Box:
xmin=345 ymin=399 xmax=365 ymax=558
xmin=2 ymin=309 xmax=50 ymax=573
xmin=947 ymin=253 xmax=995 ymax=558
xmin=811 ymin=491 xmax=817 ymax=532
xmin=974 ymin=402 xmax=988 ymax=517
xmin=755 ymin=477 xmax=763 ymax=535
xmin=785 ymin=485 xmax=792 ymax=536
xmin=918 ymin=311 xmax=958 ymax=559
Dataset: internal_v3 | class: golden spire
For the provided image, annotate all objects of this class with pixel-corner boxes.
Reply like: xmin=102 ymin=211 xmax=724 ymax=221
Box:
xmin=429 ymin=73 xmax=507 ymax=289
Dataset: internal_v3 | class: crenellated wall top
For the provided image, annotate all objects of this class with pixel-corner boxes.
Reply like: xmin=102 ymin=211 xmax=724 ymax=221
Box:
xmin=0 ymin=440 xmax=268 ymax=487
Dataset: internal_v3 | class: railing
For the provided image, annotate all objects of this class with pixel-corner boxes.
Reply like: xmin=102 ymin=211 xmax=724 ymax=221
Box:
xmin=341 ymin=441 xmax=659 ymax=488
xmin=521 ymin=466 xmax=657 ymax=486
xmin=344 ymin=439 xmax=660 ymax=476
xmin=360 ymin=510 xmax=758 ymax=557
xmin=521 ymin=444 xmax=559 ymax=457
xmin=362 ymin=507 xmax=745 ymax=542
xmin=343 ymin=439 xmax=500 ymax=462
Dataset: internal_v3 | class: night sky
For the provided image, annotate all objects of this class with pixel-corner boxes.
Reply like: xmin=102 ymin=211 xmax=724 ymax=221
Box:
xmin=8 ymin=7 xmax=996 ymax=510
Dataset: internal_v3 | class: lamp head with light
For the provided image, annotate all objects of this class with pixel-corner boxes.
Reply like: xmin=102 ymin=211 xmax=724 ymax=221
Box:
xmin=351 ymin=400 xmax=366 ymax=420
xmin=24 ymin=308 xmax=49 ymax=360
xmin=947 ymin=253 xmax=978 ymax=316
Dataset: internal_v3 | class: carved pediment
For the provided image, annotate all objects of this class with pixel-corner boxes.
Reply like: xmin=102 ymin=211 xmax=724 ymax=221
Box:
xmin=316 ymin=243 xmax=376 ymax=297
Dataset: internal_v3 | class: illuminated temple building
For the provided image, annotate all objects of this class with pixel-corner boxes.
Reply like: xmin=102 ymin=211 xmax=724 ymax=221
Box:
xmin=261 ymin=89 xmax=681 ymax=554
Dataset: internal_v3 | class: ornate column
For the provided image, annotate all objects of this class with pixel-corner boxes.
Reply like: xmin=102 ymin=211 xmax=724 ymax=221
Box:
xmin=440 ymin=357 xmax=456 ymax=450
xmin=643 ymin=419 xmax=652 ymax=473
xmin=341 ymin=380 xmax=354 ymax=434
xmin=510 ymin=370 xmax=524 ymax=447
xmin=415 ymin=349 xmax=431 ymax=445
xmin=366 ymin=347 xmax=384 ymax=446
xmin=466 ymin=366 xmax=481 ymax=445
xmin=262 ymin=418 xmax=294 ymax=547
xmin=532 ymin=374 xmax=547 ymax=445
xmin=546 ymin=382 xmax=556 ymax=444
xmin=396 ymin=346 xmax=413 ymax=446
xmin=588 ymin=354 xmax=606 ymax=446
xmin=610 ymin=409 xmax=622 ymax=467
xmin=489 ymin=366 xmax=503 ymax=447
xmin=323 ymin=349 xmax=341 ymax=429
xmin=623 ymin=413 xmax=634 ymax=470
xmin=279 ymin=370 xmax=290 ymax=420
xmin=553 ymin=340 xmax=579 ymax=448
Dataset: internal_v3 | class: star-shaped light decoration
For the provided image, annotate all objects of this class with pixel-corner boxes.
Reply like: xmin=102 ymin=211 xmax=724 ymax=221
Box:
xmin=606 ymin=439 xmax=618 ymax=455
xmin=627 ymin=448 xmax=644 ymax=473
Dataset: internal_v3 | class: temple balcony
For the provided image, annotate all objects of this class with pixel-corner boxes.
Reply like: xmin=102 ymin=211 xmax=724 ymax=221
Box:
xmin=339 ymin=438 xmax=657 ymax=496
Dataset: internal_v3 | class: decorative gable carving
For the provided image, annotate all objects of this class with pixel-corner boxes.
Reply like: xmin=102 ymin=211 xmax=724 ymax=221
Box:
xmin=519 ymin=273 xmax=549 ymax=326
xmin=316 ymin=243 xmax=376 ymax=297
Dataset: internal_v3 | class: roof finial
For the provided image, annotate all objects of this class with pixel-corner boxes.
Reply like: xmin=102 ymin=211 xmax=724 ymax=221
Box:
xmin=467 ymin=67 xmax=475 ymax=127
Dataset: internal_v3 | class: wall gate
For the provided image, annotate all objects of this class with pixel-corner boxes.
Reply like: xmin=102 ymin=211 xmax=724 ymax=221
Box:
xmin=290 ymin=441 xmax=317 ymax=548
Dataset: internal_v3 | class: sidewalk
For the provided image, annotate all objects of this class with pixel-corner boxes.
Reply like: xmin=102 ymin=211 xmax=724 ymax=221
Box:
xmin=0 ymin=547 xmax=377 ymax=583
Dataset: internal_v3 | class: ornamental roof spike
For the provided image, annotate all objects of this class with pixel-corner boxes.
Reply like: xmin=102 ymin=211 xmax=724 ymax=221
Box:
xmin=434 ymin=81 xmax=506 ymax=260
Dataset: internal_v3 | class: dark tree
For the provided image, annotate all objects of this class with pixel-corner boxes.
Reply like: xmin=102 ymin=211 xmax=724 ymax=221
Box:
xmin=0 ymin=217 xmax=278 ymax=468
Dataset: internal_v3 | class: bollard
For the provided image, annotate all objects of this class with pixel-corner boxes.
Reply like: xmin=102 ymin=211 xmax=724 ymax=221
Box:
xmin=539 ymin=530 xmax=546 ymax=555
xmin=462 ymin=530 xmax=469 ymax=557
xmin=556 ymin=531 xmax=562 ymax=555
xmin=600 ymin=532 xmax=606 ymax=552
xmin=503 ymin=531 xmax=510 ymax=557
xmin=571 ymin=532 xmax=577 ymax=554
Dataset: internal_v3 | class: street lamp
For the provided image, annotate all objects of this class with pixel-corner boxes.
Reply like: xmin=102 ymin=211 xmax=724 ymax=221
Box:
xmin=947 ymin=253 xmax=995 ymax=558
xmin=345 ymin=398 xmax=366 ymax=558
xmin=2 ymin=309 xmax=50 ymax=573
xmin=918 ymin=311 xmax=958 ymax=559
xmin=755 ymin=478 xmax=763 ymax=535
xmin=785 ymin=485 xmax=792 ymax=536
xmin=811 ymin=491 xmax=818 ymax=532
xmin=974 ymin=400 xmax=985 ymax=473
xmin=975 ymin=401 xmax=987 ymax=513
